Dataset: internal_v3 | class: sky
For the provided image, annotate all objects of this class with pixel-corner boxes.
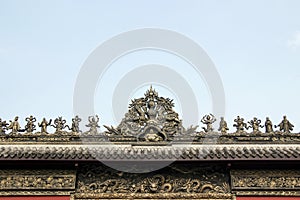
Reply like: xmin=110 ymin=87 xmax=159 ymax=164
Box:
xmin=0 ymin=0 xmax=300 ymax=132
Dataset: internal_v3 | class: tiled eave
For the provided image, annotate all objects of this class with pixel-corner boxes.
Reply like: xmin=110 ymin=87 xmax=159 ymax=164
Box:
xmin=0 ymin=144 xmax=299 ymax=161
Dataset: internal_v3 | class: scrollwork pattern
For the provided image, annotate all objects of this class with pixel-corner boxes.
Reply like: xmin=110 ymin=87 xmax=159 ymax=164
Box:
xmin=76 ymin=164 xmax=230 ymax=194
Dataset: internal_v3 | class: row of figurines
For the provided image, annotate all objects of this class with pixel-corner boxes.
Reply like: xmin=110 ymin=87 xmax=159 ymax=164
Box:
xmin=202 ymin=114 xmax=294 ymax=133
xmin=0 ymin=114 xmax=295 ymax=134
xmin=0 ymin=115 xmax=99 ymax=134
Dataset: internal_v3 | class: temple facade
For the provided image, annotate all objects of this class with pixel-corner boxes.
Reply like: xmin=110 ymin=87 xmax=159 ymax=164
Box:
xmin=0 ymin=87 xmax=299 ymax=200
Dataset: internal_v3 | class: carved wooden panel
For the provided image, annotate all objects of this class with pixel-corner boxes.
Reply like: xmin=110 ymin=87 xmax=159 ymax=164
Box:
xmin=73 ymin=163 xmax=234 ymax=199
xmin=231 ymin=170 xmax=300 ymax=196
xmin=0 ymin=170 xmax=76 ymax=197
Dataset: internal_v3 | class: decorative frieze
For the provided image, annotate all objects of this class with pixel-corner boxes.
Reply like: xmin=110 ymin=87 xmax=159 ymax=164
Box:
xmin=76 ymin=163 xmax=230 ymax=195
xmin=71 ymin=193 xmax=234 ymax=200
xmin=231 ymin=170 xmax=300 ymax=190
xmin=0 ymin=170 xmax=76 ymax=190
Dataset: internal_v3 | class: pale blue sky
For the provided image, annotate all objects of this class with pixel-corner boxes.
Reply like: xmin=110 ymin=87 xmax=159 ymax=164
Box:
xmin=0 ymin=0 xmax=300 ymax=132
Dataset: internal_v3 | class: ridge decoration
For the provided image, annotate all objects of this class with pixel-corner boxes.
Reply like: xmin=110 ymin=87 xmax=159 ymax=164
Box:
xmin=104 ymin=86 xmax=184 ymax=142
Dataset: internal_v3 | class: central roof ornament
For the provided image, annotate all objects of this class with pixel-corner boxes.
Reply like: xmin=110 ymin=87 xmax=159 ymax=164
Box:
xmin=104 ymin=86 xmax=184 ymax=142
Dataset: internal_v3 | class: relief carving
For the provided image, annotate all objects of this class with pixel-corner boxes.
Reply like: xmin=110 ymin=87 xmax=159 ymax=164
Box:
xmin=76 ymin=163 xmax=230 ymax=194
xmin=0 ymin=170 xmax=76 ymax=190
xmin=231 ymin=170 xmax=300 ymax=190
xmin=104 ymin=86 xmax=184 ymax=142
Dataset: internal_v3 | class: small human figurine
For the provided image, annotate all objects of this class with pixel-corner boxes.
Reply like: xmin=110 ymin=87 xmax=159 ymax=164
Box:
xmin=275 ymin=115 xmax=294 ymax=133
xmin=7 ymin=116 xmax=21 ymax=134
xmin=25 ymin=115 xmax=37 ymax=133
xmin=265 ymin=117 xmax=274 ymax=133
xmin=52 ymin=117 xmax=67 ymax=132
xmin=86 ymin=115 xmax=100 ymax=134
xmin=38 ymin=118 xmax=52 ymax=133
xmin=248 ymin=117 xmax=263 ymax=132
xmin=233 ymin=116 xmax=247 ymax=132
xmin=70 ymin=115 xmax=81 ymax=133
xmin=0 ymin=118 xmax=8 ymax=134
xmin=201 ymin=114 xmax=216 ymax=132
xmin=146 ymin=100 xmax=157 ymax=120
xmin=218 ymin=117 xmax=229 ymax=134
xmin=135 ymin=99 xmax=146 ymax=123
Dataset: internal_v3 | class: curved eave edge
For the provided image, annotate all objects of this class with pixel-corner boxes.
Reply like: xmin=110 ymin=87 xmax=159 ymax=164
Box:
xmin=0 ymin=144 xmax=299 ymax=161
